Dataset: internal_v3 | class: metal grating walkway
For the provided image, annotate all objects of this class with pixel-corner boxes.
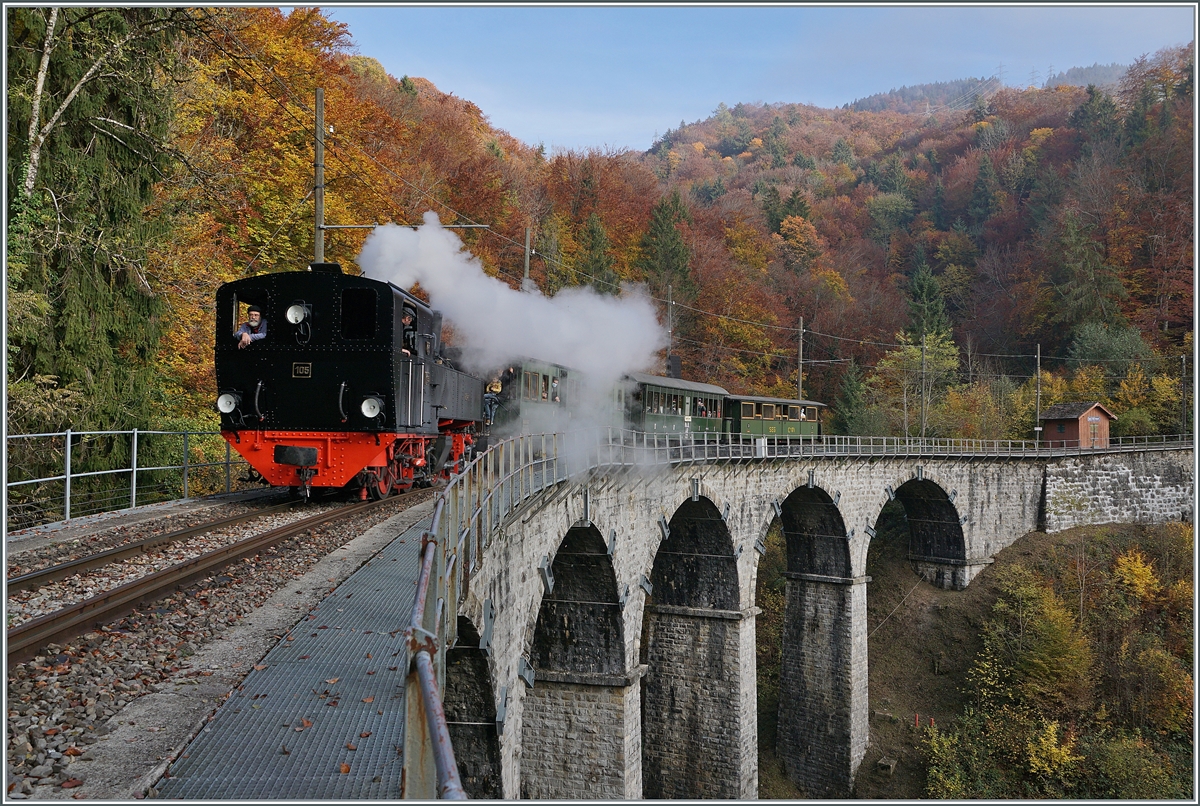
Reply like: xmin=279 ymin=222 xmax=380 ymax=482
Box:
xmin=157 ymin=517 xmax=429 ymax=799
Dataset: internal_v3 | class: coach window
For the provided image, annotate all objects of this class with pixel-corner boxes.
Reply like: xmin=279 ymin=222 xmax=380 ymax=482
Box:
xmin=807 ymin=407 xmax=818 ymax=421
xmin=762 ymin=403 xmax=776 ymax=420
xmin=340 ymin=288 xmax=377 ymax=340
xmin=789 ymin=406 xmax=800 ymax=420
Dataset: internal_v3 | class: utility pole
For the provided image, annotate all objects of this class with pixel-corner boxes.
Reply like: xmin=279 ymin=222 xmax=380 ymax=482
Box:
xmin=920 ymin=332 xmax=927 ymax=439
xmin=523 ymin=227 xmax=531 ymax=284
xmin=1182 ymin=354 xmax=1188 ymax=436
xmin=797 ymin=317 xmax=804 ymax=401
xmin=1035 ymin=344 xmax=1042 ymax=446
xmin=314 ymin=88 xmax=325 ymax=263
xmin=667 ymin=284 xmax=673 ymax=357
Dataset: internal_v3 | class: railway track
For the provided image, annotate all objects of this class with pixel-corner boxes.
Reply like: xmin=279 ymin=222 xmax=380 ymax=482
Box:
xmin=6 ymin=501 xmax=297 ymax=593
xmin=6 ymin=495 xmax=405 ymax=663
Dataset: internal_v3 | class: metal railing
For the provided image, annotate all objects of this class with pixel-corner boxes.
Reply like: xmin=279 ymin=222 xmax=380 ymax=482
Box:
xmin=403 ymin=427 xmax=1193 ymax=796
xmin=5 ymin=429 xmax=254 ymax=532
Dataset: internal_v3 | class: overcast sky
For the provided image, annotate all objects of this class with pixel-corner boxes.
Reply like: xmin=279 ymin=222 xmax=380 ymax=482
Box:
xmin=322 ymin=4 xmax=1195 ymax=153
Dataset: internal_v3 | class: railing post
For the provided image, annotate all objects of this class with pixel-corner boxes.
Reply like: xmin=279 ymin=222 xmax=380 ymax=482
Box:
xmin=63 ymin=429 xmax=72 ymax=522
xmin=182 ymin=431 xmax=190 ymax=500
xmin=130 ymin=428 xmax=139 ymax=509
xmin=225 ymin=440 xmax=232 ymax=493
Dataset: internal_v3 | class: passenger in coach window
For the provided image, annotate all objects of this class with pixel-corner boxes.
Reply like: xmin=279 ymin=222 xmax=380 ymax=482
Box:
xmin=235 ymin=306 xmax=267 ymax=348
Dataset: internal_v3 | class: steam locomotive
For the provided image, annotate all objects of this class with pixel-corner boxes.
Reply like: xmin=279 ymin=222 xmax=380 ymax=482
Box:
xmin=214 ymin=262 xmax=482 ymax=499
xmin=214 ymin=263 xmax=825 ymax=499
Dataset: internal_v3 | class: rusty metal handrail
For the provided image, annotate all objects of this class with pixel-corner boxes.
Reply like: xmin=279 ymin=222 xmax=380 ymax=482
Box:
xmin=405 ymin=495 xmax=466 ymax=799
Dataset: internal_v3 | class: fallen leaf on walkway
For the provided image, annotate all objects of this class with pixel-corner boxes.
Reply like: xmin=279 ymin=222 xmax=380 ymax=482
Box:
xmin=360 ymin=732 xmax=371 ymax=738
xmin=346 ymin=743 xmax=357 ymax=751
xmin=325 ymin=678 xmax=339 ymax=684
xmin=339 ymin=763 xmax=351 ymax=774
xmin=295 ymin=718 xmax=313 ymax=732
xmin=362 ymin=696 xmax=374 ymax=703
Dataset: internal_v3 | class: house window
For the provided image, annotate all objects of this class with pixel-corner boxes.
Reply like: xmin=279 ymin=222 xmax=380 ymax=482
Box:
xmin=1057 ymin=423 xmax=1066 ymax=433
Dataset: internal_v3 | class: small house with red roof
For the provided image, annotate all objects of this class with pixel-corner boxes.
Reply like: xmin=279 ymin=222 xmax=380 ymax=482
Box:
xmin=1039 ymin=402 xmax=1116 ymax=448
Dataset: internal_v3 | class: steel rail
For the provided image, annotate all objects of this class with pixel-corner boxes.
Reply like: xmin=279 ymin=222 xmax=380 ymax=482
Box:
xmin=6 ymin=502 xmax=296 ymax=593
xmin=6 ymin=496 xmax=401 ymax=664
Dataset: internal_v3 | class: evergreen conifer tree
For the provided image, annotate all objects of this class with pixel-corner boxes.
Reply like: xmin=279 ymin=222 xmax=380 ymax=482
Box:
xmin=932 ymin=178 xmax=948 ymax=230
xmin=7 ymin=7 xmax=190 ymax=436
xmin=831 ymin=137 xmax=855 ymax=166
xmin=579 ymin=213 xmax=619 ymax=295
xmin=832 ymin=360 xmax=870 ymax=435
xmin=636 ymin=191 xmax=693 ymax=299
xmin=968 ymin=154 xmax=999 ymax=235
xmin=906 ymin=261 xmax=952 ymax=339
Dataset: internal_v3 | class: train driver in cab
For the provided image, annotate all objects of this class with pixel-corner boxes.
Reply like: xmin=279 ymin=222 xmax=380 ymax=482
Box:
xmin=401 ymin=308 xmax=417 ymax=355
xmin=235 ymin=305 xmax=267 ymax=349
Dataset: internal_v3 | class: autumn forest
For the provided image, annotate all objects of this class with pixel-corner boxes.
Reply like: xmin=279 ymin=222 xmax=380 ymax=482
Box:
xmin=6 ymin=7 xmax=1193 ymax=445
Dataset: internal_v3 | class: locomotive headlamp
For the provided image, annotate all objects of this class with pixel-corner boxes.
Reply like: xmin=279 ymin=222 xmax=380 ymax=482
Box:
xmin=217 ymin=392 xmax=241 ymax=413
xmin=286 ymin=304 xmax=308 ymax=324
xmin=360 ymin=396 xmax=384 ymax=418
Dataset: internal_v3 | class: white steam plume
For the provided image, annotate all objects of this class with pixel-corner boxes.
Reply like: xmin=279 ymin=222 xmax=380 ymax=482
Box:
xmin=357 ymin=212 xmax=668 ymax=396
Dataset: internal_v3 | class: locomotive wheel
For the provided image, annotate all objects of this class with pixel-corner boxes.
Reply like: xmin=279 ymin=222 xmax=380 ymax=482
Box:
xmin=367 ymin=468 xmax=394 ymax=501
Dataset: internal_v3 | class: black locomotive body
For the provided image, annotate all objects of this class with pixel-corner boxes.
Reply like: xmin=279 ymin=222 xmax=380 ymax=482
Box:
xmin=214 ymin=263 xmax=483 ymax=497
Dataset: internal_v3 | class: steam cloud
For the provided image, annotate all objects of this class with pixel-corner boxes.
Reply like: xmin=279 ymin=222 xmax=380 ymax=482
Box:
xmin=357 ymin=212 xmax=668 ymax=399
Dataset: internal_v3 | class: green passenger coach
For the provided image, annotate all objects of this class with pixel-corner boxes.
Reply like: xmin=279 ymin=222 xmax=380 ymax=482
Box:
xmin=624 ymin=372 xmax=729 ymax=435
xmin=726 ymin=394 xmax=825 ymax=436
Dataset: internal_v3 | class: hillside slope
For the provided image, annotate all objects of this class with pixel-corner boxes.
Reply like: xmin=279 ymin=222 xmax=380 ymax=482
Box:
xmin=757 ymin=517 xmax=1194 ymax=799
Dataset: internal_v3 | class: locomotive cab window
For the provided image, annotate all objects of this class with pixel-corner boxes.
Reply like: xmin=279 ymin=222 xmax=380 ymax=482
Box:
xmin=232 ymin=298 xmax=267 ymax=335
xmin=340 ymin=288 xmax=377 ymax=340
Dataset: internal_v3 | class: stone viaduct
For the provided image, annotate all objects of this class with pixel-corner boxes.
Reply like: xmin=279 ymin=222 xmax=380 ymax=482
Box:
xmin=431 ymin=441 xmax=1192 ymax=799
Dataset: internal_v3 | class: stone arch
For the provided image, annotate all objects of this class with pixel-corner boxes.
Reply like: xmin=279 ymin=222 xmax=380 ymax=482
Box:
xmin=780 ymin=485 xmax=851 ymax=577
xmin=775 ymin=483 xmax=866 ymax=796
xmin=648 ymin=497 xmax=739 ymax=609
xmin=886 ymin=477 xmax=967 ymax=589
xmin=640 ymin=496 xmax=752 ymax=798
xmin=444 ymin=617 xmax=502 ymax=798
xmin=522 ymin=523 xmax=636 ymax=799
xmin=529 ymin=523 xmax=623 ymax=673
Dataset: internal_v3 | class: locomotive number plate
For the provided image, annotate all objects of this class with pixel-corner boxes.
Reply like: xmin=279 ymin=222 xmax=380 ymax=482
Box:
xmin=292 ymin=362 xmax=312 ymax=378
